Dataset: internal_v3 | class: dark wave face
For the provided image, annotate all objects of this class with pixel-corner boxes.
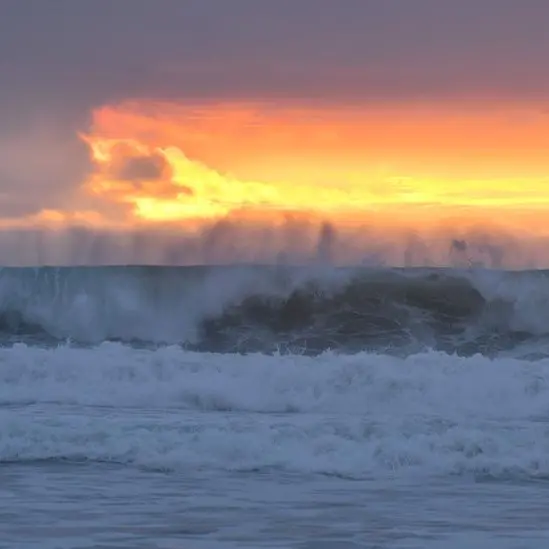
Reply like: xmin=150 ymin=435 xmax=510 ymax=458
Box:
xmin=0 ymin=265 xmax=547 ymax=358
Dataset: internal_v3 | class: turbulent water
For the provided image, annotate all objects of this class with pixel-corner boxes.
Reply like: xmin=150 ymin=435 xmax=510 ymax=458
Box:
xmin=2 ymin=264 xmax=549 ymax=357
xmin=3 ymin=265 xmax=549 ymax=548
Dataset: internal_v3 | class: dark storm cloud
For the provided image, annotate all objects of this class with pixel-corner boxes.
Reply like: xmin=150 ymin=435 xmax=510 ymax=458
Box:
xmin=2 ymin=0 xmax=549 ymax=104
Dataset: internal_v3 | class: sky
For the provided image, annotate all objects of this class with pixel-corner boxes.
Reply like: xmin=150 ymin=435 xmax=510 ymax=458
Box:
xmin=2 ymin=0 xmax=549 ymax=266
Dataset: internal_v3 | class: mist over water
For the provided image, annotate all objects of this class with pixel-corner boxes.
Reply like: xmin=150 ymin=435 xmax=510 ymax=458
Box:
xmin=0 ymin=216 xmax=547 ymax=356
xmin=0 ymin=219 xmax=546 ymax=268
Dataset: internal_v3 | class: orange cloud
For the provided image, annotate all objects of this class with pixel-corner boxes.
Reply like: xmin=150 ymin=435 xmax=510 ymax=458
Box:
xmin=76 ymin=100 xmax=549 ymax=241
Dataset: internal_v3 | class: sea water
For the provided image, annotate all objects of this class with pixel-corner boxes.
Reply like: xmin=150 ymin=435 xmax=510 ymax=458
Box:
xmin=1 ymin=265 xmax=549 ymax=548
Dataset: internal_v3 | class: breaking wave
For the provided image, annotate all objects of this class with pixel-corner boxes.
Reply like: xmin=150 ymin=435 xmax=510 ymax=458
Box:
xmin=0 ymin=265 xmax=549 ymax=357
xmin=2 ymin=344 xmax=549 ymax=479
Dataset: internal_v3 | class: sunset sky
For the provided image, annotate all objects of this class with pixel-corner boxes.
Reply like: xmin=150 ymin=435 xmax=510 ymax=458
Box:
xmin=2 ymin=0 xmax=549 ymax=266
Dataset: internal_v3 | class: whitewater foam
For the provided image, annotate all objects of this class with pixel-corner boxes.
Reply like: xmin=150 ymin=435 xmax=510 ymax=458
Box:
xmin=1 ymin=265 xmax=549 ymax=357
xmin=2 ymin=343 xmax=549 ymax=479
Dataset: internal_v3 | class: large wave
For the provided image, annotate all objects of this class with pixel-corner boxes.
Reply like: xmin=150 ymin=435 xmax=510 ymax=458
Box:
xmin=0 ymin=265 xmax=549 ymax=357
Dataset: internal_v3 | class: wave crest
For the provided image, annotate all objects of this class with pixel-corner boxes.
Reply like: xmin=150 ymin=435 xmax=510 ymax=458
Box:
xmin=0 ymin=265 xmax=548 ymax=357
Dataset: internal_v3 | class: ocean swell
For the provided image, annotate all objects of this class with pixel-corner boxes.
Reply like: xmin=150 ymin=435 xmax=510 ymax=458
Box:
xmin=0 ymin=265 xmax=547 ymax=357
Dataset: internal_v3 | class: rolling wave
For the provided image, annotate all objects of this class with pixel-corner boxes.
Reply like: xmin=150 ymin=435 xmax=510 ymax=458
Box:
xmin=2 ymin=344 xmax=549 ymax=478
xmin=0 ymin=265 xmax=548 ymax=357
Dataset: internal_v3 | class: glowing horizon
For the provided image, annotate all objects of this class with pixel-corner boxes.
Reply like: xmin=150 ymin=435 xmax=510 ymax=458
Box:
xmin=3 ymin=97 xmax=549 ymax=268
xmin=68 ymin=100 xmax=549 ymax=235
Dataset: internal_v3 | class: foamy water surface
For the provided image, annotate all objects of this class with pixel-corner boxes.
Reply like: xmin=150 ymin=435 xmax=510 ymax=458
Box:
xmin=2 ymin=343 xmax=549 ymax=547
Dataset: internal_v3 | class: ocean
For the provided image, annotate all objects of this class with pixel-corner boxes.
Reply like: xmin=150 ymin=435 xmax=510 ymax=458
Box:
xmin=2 ymin=264 xmax=549 ymax=548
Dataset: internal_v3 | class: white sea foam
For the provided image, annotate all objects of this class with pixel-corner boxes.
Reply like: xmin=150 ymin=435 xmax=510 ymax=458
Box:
xmin=2 ymin=265 xmax=549 ymax=356
xmin=1 ymin=343 xmax=549 ymax=479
